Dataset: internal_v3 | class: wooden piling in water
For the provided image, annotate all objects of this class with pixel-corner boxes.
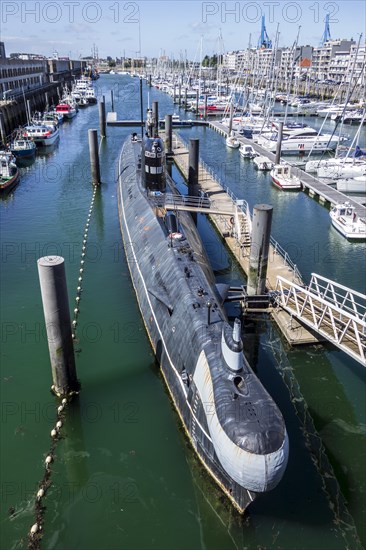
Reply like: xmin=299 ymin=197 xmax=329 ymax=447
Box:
xmin=88 ymin=129 xmax=101 ymax=185
xmin=111 ymin=90 xmax=114 ymax=112
xmin=37 ymin=256 xmax=80 ymax=396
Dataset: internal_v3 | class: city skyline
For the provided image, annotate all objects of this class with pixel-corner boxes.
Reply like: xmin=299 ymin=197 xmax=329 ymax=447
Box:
xmin=1 ymin=1 xmax=365 ymax=60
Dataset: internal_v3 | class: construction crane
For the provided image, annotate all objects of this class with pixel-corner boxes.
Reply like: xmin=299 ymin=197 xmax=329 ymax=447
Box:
xmin=320 ymin=13 xmax=332 ymax=46
xmin=258 ymin=15 xmax=272 ymax=49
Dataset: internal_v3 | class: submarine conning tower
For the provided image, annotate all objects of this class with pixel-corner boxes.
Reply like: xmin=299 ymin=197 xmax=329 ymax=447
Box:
xmin=142 ymin=135 xmax=166 ymax=193
xmin=221 ymin=318 xmax=243 ymax=372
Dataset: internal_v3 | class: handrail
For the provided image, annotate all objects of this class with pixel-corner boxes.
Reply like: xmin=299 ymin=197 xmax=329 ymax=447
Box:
xmin=175 ymin=131 xmax=302 ymax=282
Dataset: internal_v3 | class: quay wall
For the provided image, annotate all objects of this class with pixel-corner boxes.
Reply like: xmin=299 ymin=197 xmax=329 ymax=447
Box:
xmin=1 ymin=82 xmax=66 ymax=139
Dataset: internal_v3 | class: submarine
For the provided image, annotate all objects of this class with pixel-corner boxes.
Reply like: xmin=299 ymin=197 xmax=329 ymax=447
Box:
xmin=117 ymin=110 xmax=289 ymax=513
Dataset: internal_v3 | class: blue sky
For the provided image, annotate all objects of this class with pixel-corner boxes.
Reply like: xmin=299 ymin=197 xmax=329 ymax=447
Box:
xmin=1 ymin=1 xmax=365 ymax=59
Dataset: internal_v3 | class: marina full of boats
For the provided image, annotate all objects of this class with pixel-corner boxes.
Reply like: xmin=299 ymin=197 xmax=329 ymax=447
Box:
xmin=2 ymin=73 xmax=366 ymax=550
xmin=0 ymin=75 xmax=98 ymax=194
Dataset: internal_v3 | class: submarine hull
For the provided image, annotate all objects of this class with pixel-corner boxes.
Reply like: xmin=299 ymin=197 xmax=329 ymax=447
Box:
xmin=117 ymin=137 xmax=289 ymax=513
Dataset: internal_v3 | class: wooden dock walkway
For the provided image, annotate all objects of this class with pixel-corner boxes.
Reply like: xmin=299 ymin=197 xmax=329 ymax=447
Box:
xmin=209 ymin=120 xmax=366 ymax=218
xmin=171 ymin=133 xmax=321 ymax=345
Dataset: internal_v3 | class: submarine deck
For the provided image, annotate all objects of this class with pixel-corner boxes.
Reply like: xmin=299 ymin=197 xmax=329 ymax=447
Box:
xmin=169 ymin=132 xmax=321 ymax=346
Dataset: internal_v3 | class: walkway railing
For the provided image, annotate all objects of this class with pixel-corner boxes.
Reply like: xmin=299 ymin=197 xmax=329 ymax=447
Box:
xmin=274 ymin=273 xmax=366 ymax=366
xmin=175 ymin=132 xmax=302 ymax=283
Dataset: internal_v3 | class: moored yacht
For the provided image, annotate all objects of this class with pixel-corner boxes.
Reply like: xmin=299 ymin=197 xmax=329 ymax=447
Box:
xmin=270 ymin=163 xmax=302 ymax=190
xmin=239 ymin=144 xmax=257 ymax=158
xmin=257 ymin=125 xmax=345 ymax=154
xmin=330 ymin=202 xmax=366 ymax=240
xmin=253 ymin=155 xmax=274 ymax=171
xmin=336 ymin=176 xmax=366 ymax=193
xmin=226 ymin=132 xmax=240 ymax=149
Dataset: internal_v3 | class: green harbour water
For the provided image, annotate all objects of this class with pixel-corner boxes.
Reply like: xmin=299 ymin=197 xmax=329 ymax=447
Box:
xmin=1 ymin=75 xmax=365 ymax=549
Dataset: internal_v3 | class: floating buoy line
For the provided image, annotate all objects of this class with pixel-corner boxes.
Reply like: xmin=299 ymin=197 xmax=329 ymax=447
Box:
xmin=27 ymin=182 xmax=99 ymax=549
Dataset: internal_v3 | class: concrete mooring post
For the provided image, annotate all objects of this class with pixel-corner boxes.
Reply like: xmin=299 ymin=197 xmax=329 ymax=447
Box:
xmin=275 ymin=122 xmax=284 ymax=165
xmin=247 ymin=204 xmax=273 ymax=296
xmin=152 ymin=101 xmax=159 ymax=136
xmin=165 ymin=114 xmax=173 ymax=156
xmin=37 ymin=256 xmax=80 ymax=396
xmin=188 ymin=138 xmax=200 ymax=225
xmin=88 ymin=129 xmax=101 ymax=185
xmin=99 ymin=97 xmax=106 ymax=138
xmin=188 ymin=138 xmax=200 ymax=197
xmin=111 ymin=89 xmax=114 ymax=112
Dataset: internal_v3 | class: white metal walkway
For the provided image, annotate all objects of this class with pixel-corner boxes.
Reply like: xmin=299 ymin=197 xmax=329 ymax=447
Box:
xmin=274 ymin=273 xmax=366 ymax=366
xmin=164 ymin=193 xmax=235 ymax=215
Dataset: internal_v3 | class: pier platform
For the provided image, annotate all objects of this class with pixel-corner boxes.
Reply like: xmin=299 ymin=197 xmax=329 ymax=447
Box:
xmin=171 ymin=133 xmax=321 ymax=345
xmin=209 ymin=121 xmax=366 ymax=218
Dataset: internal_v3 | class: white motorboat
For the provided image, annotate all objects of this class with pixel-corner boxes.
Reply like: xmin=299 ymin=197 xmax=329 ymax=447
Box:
xmin=23 ymin=124 xmax=60 ymax=146
xmin=78 ymin=96 xmax=89 ymax=108
xmin=226 ymin=133 xmax=240 ymax=149
xmin=270 ymin=163 xmax=302 ymax=190
xmin=239 ymin=144 xmax=257 ymax=158
xmin=329 ymin=202 xmax=366 ymax=240
xmin=336 ymin=176 xmax=366 ymax=193
xmin=258 ymin=124 xmax=345 ymax=154
xmin=85 ymin=87 xmax=97 ymax=104
xmin=71 ymin=75 xmax=95 ymax=104
xmin=253 ymin=155 xmax=274 ymax=171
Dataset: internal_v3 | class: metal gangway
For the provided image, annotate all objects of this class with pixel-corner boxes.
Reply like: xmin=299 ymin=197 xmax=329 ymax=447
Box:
xmin=164 ymin=193 xmax=235 ymax=216
xmin=274 ymin=273 xmax=366 ymax=366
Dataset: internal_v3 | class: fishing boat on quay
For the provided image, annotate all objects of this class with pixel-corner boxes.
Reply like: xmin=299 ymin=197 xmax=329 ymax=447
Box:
xmin=0 ymin=151 xmax=19 ymax=193
xmin=55 ymin=102 xmax=78 ymax=119
xmin=329 ymin=202 xmax=366 ymax=240
xmin=22 ymin=124 xmax=60 ymax=146
xmin=117 ymin=112 xmax=289 ymax=513
xmin=31 ymin=111 xmax=61 ymax=128
xmin=10 ymin=129 xmax=36 ymax=159
xmin=71 ymin=75 xmax=97 ymax=105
